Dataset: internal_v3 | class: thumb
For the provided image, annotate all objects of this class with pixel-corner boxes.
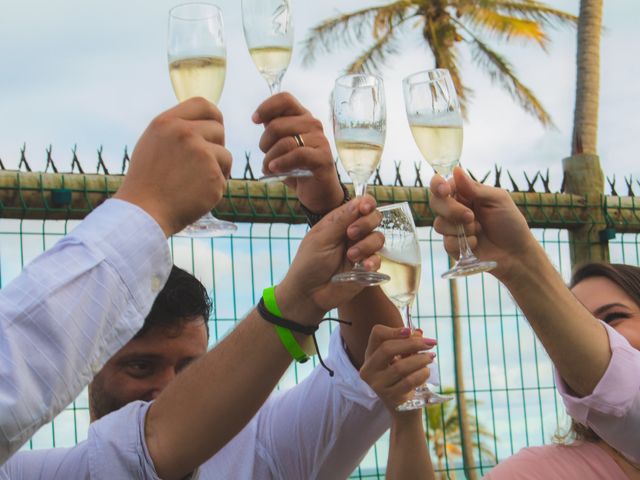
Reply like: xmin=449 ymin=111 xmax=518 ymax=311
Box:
xmin=452 ymin=166 xmax=480 ymax=201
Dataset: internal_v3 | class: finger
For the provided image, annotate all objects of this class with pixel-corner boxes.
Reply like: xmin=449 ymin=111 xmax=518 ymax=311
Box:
xmin=365 ymin=337 xmax=437 ymax=372
xmin=347 ymin=209 xmax=383 ymax=242
xmin=429 ymin=173 xmax=452 ymax=198
xmin=430 ymin=192 xmax=475 ymax=225
xmin=252 ymin=92 xmax=308 ymax=125
xmin=205 ymin=143 xmax=233 ymax=180
xmin=347 ymin=232 xmax=384 ymax=263
xmin=259 ymin=115 xmax=321 ymax=153
xmin=263 ymin=129 xmax=328 ymax=168
xmin=189 ymin=120 xmax=225 ymax=146
xmin=364 ymin=325 xmax=412 ymax=359
xmin=312 ymin=196 xmax=368 ymax=241
xmin=385 ymin=367 xmax=431 ymax=402
xmin=443 ymin=234 xmax=478 ymax=257
xmin=433 ymin=217 xmax=480 ymax=237
xmin=375 ymin=353 xmax=434 ymax=389
xmin=171 ymin=97 xmax=223 ymax=122
xmin=361 ymin=254 xmax=381 ymax=272
xmin=264 ymin=147 xmax=326 ymax=175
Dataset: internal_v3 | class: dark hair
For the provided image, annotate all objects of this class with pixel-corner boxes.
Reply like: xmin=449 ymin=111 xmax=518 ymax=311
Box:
xmin=557 ymin=262 xmax=640 ymax=443
xmin=134 ymin=265 xmax=211 ymax=339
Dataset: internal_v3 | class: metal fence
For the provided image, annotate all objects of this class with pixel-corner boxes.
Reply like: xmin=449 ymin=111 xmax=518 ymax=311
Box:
xmin=2 ymin=150 xmax=640 ymax=478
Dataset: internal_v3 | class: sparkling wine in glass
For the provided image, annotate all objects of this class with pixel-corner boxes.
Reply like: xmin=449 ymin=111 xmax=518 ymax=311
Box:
xmin=403 ymin=69 xmax=495 ymax=278
xmin=377 ymin=202 xmax=452 ymax=409
xmin=168 ymin=3 xmax=237 ymax=237
xmin=331 ymin=73 xmax=389 ymax=286
xmin=242 ymin=0 xmax=313 ymax=183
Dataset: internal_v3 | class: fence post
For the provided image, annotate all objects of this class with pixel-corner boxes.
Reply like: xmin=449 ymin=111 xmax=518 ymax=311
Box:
xmin=562 ymin=153 xmax=609 ymax=265
xmin=449 ymin=263 xmax=477 ymax=480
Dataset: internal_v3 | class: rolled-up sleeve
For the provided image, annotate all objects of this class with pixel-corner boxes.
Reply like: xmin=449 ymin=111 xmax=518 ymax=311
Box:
xmin=255 ymin=329 xmax=391 ymax=480
xmin=555 ymin=322 xmax=640 ymax=463
xmin=0 ymin=199 xmax=172 ymax=464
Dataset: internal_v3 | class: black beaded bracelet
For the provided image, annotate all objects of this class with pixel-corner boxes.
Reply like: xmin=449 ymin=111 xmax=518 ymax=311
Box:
xmin=299 ymin=182 xmax=351 ymax=227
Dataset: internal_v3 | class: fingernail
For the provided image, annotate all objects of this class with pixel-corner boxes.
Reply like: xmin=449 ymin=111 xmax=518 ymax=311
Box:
xmin=348 ymin=247 xmax=361 ymax=259
xmin=269 ymin=161 xmax=280 ymax=172
xmin=415 ymin=328 xmax=423 ymax=335
xmin=423 ymin=338 xmax=437 ymax=346
xmin=463 ymin=211 xmax=474 ymax=223
xmin=251 ymin=111 xmax=260 ymax=123
xmin=400 ymin=328 xmax=411 ymax=337
xmin=348 ymin=225 xmax=360 ymax=238
xmin=428 ymin=352 xmax=437 ymax=359
xmin=361 ymin=202 xmax=374 ymax=214
xmin=437 ymin=184 xmax=449 ymax=196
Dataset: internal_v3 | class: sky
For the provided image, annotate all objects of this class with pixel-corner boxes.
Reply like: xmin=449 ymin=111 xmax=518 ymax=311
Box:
xmin=3 ymin=1 xmax=640 ymax=473
xmin=0 ymin=1 xmax=639 ymax=191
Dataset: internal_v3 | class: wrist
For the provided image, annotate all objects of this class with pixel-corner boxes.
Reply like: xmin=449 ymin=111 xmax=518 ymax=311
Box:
xmin=275 ymin=280 xmax=325 ymax=327
xmin=500 ymin=239 xmax=556 ymax=294
xmin=113 ymin=192 xmax=174 ymax=237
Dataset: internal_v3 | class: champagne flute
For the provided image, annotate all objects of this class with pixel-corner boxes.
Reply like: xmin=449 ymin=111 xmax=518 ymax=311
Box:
xmin=377 ymin=202 xmax=452 ymax=409
xmin=331 ymin=73 xmax=389 ymax=286
xmin=242 ymin=0 xmax=313 ymax=183
xmin=168 ymin=3 xmax=237 ymax=237
xmin=402 ymin=69 xmax=496 ymax=278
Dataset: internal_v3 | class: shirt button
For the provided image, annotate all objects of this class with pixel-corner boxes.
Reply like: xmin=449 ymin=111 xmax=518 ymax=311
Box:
xmin=91 ymin=360 xmax=101 ymax=374
xmin=151 ymin=275 xmax=162 ymax=293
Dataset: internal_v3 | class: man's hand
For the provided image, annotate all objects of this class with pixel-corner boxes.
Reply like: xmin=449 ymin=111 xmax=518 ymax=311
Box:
xmin=430 ymin=166 xmax=540 ymax=282
xmin=252 ymin=93 xmax=344 ymax=214
xmin=276 ymin=195 xmax=384 ymax=324
xmin=115 ymin=97 xmax=232 ymax=237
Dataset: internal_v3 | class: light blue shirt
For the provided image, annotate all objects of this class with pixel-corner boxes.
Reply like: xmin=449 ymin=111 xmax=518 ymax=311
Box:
xmin=0 ymin=199 xmax=171 ymax=464
xmin=1 ymin=331 xmax=391 ymax=479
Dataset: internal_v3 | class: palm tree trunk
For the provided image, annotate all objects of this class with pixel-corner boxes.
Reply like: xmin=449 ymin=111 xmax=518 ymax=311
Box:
xmin=449 ymin=257 xmax=478 ymax=480
xmin=564 ymin=0 xmax=607 ymax=265
xmin=571 ymin=0 xmax=603 ymax=155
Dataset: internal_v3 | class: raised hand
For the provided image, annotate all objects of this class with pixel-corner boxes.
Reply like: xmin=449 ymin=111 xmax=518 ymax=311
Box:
xmin=116 ymin=97 xmax=232 ymax=236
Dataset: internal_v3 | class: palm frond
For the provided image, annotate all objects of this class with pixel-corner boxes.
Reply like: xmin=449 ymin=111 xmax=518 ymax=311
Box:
xmin=491 ymin=0 xmax=578 ymax=27
xmin=301 ymin=2 xmax=412 ymax=67
xmin=459 ymin=23 xmax=553 ymax=126
xmin=465 ymin=9 xmax=548 ymax=48
xmin=346 ymin=17 xmax=403 ymax=74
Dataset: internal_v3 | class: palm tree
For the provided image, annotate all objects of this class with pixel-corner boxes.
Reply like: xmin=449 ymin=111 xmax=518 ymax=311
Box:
xmin=571 ymin=0 xmax=603 ymax=155
xmin=426 ymin=388 xmax=497 ymax=479
xmin=302 ymin=0 xmax=576 ymax=126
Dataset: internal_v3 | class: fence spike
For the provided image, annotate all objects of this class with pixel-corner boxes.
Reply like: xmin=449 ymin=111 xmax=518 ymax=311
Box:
xmin=96 ymin=146 xmax=109 ymax=175
xmin=393 ymin=161 xmax=403 ymax=187
xmin=373 ymin=166 xmax=383 ymax=186
xmin=413 ymin=162 xmax=423 ymax=188
xmin=524 ymin=171 xmax=540 ymax=193
xmin=0 ymin=156 xmax=5 ymax=170
xmin=607 ymin=176 xmax=618 ymax=196
xmin=18 ymin=144 xmax=32 ymax=172
xmin=506 ymin=170 xmax=519 ymax=192
xmin=44 ymin=145 xmax=58 ymax=174
xmin=70 ymin=145 xmax=84 ymax=174
xmin=242 ymin=151 xmax=255 ymax=180
xmin=121 ymin=146 xmax=130 ymax=174
xmin=480 ymin=170 xmax=491 ymax=184
xmin=467 ymin=169 xmax=478 ymax=182
xmin=625 ymin=176 xmax=635 ymax=197
xmin=560 ymin=173 xmax=566 ymax=193
xmin=541 ymin=168 xmax=551 ymax=193
xmin=494 ymin=165 xmax=502 ymax=188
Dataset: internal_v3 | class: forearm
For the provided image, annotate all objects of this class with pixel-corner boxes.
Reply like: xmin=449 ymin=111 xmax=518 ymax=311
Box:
xmin=386 ymin=411 xmax=433 ymax=480
xmin=145 ymin=309 xmax=295 ymax=479
xmin=339 ymin=287 xmax=402 ymax=368
xmin=503 ymin=244 xmax=610 ymax=396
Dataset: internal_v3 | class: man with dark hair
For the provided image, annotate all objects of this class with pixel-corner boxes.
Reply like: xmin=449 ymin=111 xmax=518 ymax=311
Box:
xmin=89 ymin=266 xmax=211 ymax=421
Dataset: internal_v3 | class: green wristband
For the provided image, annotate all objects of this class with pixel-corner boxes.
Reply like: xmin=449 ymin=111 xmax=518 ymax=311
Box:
xmin=263 ymin=286 xmax=310 ymax=363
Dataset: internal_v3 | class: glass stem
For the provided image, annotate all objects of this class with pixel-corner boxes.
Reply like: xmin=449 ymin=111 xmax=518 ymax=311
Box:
xmin=456 ymin=223 xmax=475 ymax=260
xmin=352 ymin=180 xmax=367 ymax=198
xmin=398 ymin=303 xmax=415 ymax=331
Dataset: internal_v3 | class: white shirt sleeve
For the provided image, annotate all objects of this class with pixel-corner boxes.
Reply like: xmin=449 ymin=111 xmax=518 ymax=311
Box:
xmin=0 ymin=199 xmax=172 ymax=464
xmin=254 ymin=329 xmax=391 ymax=480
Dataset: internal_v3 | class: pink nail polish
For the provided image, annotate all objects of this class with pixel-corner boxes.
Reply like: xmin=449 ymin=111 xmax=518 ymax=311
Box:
xmin=400 ymin=328 xmax=411 ymax=337
xmin=423 ymin=338 xmax=437 ymax=345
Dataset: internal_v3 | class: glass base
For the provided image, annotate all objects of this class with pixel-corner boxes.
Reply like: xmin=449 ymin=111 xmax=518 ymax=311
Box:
xmin=259 ymin=168 xmax=314 ymax=183
xmin=396 ymin=389 xmax=453 ymax=411
xmin=441 ymin=256 xmax=497 ymax=279
xmin=180 ymin=213 xmax=237 ymax=238
xmin=331 ymin=269 xmax=390 ymax=286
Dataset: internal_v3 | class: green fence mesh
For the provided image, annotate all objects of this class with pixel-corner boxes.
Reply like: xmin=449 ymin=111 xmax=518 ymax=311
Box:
xmin=2 ymin=170 xmax=639 ymax=478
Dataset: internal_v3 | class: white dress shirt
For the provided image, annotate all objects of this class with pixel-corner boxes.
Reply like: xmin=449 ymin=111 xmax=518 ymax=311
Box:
xmin=0 ymin=199 xmax=172 ymax=465
xmin=0 ymin=330 xmax=391 ymax=480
